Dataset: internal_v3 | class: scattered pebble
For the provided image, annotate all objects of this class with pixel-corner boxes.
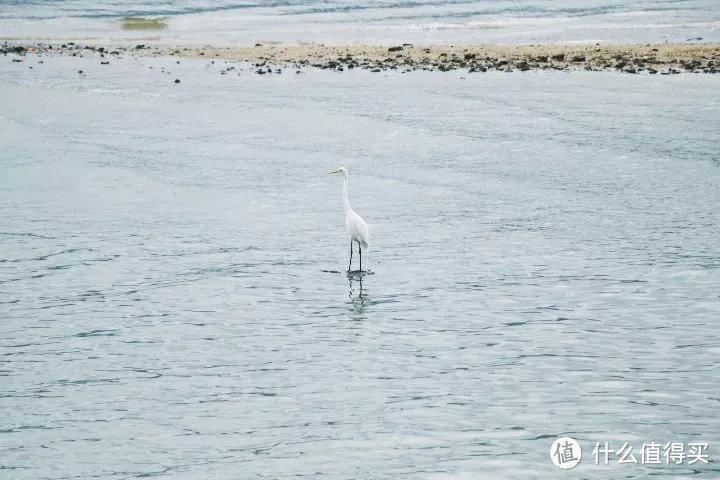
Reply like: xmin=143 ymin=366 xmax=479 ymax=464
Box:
xmin=3 ymin=41 xmax=719 ymax=76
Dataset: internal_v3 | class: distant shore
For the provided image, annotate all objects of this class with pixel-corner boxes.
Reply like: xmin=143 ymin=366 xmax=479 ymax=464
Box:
xmin=3 ymin=41 xmax=719 ymax=74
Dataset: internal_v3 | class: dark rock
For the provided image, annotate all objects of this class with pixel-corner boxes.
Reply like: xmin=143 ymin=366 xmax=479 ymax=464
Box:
xmin=255 ymin=43 xmax=262 ymax=47
xmin=464 ymin=53 xmax=476 ymax=60
xmin=78 ymin=70 xmax=83 ymax=73
xmin=388 ymin=46 xmax=403 ymax=52
xmin=11 ymin=58 xmax=22 ymax=62
xmin=647 ymin=68 xmax=658 ymax=74
xmin=371 ymin=68 xmax=381 ymax=72
xmin=135 ymin=44 xmax=145 ymax=49
xmin=551 ymin=53 xmax=565 ymax=61
xmin=615 ymin=60 xmax=627 ymax=69
xmin=570 ymin=55 xmax=585 ymax=62
xmin=100 ymin=61 xmax=109 ymax=65
xmin=535 ymin=55 xmax=548 ymax=62
xmin=174 ymin=78 xmax=181 ymax=83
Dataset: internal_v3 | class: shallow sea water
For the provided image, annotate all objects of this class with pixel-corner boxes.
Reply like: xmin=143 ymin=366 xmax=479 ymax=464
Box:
xmin=1 ymin=0 xmax=719 ymax=44
xmin=1 ymin=56 xmax=720 ymax=478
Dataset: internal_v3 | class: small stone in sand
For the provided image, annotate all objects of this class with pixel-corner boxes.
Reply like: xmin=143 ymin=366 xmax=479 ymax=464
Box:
xmin=174 ymin=78 xmax=181 ymax=83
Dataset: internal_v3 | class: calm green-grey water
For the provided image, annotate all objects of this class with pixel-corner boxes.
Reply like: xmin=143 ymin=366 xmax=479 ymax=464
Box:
xmin=2 ymin=56 xmax=719 ymax=478
xmin=1 ymin=0 xmax=719 ymax=44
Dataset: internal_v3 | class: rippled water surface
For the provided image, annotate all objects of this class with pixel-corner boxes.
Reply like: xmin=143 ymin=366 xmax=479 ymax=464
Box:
xmin=1 ymin=0 xmax=719 ymax=44
xmin=1 ymin=56 xmax=720 ymax=478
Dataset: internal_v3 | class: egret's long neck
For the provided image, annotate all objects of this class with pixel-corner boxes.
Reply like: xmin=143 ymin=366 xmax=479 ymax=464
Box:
xmin=342 ymin=174 xmax=351 ymax=214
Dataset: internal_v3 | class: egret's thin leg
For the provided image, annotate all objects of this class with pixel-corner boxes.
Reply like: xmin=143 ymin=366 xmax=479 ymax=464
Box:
xmin=359 ymin=242 xmax=362 ymax=272
xmin=348 ymin=240 xmax=353 ymax=272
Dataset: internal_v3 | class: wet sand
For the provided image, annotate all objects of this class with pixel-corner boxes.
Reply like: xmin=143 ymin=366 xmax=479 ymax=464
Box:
xmin=3 ymin=41 xmax=720 ymax=74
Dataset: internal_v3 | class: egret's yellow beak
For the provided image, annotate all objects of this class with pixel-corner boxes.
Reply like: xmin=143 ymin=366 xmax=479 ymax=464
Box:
xmin=328 ymin=168 xmax=341 ymax=174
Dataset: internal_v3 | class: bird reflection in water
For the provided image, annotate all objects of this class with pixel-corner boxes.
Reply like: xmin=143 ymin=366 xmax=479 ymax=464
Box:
xmin=348 ymin=271 xmax=366 ymax=308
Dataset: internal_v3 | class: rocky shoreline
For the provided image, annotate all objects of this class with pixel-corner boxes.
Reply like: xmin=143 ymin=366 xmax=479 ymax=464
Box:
xmin=3 ymin=41 xmax=720 ymax=74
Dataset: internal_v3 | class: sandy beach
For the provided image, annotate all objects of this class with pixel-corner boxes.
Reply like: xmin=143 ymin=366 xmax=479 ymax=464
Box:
xmin=4 ymin=41 xmax=720 ymax=74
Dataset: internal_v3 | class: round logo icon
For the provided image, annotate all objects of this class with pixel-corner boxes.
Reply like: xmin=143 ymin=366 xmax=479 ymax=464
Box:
xmin=550 ymin=437 xmax=582 ymax=469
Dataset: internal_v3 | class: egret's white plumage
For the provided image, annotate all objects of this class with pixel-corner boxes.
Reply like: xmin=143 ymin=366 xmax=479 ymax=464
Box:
xmin=328 ymin=167 xmax=369 ymax=272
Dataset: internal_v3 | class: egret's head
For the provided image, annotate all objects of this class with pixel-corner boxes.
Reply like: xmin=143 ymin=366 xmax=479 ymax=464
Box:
xmin=328 ymin=167 xmax=348 ymax=178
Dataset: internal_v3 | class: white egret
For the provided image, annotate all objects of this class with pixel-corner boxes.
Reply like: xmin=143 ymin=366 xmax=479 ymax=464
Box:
xmin=328 ymin=167 xmax=369 ymax=273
